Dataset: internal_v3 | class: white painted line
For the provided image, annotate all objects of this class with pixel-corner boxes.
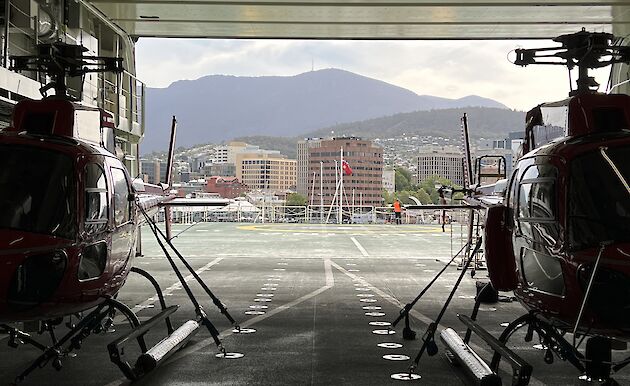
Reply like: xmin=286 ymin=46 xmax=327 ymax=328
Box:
xmin=350 ymin=237 xmax=369 ymax=257
xmin=330 ymin=262 xmax=545 ymax=386
xmin=115 ymin=258 xmax=224 ymax=322
xmin=156 ymin=258 xmax=335 ymax=369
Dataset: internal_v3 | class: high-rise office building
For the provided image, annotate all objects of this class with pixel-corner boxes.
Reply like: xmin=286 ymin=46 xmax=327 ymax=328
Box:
xmin=308 ymin=137 xmax=383 ymax=207
xmin=297 ymin=138 xmax=322 ymax=196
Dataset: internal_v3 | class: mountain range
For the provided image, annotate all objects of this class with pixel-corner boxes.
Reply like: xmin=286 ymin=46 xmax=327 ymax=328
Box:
xmin=142 ymin=68 xmax=509 ymax=153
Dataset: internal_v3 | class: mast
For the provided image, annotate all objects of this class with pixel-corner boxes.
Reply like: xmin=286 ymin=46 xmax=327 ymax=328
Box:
xmin=320 ymin=161 xmax=324 ymax=224
xmin=339 ymin=147 xmax=344 ymax=224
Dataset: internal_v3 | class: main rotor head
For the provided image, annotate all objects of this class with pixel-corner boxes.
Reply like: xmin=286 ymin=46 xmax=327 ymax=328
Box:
xmin=513 ymin=29 xmax=630 ymax=95
xmin=10 ymin=42 xmax=123 ymax=99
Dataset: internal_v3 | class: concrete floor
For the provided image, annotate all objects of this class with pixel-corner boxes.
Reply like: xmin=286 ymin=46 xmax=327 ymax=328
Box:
xmin=2 ymin=223 xmax=630 ymax=385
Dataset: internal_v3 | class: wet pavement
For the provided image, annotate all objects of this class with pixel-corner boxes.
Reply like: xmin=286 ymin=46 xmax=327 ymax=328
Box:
xmin=2 ymin=223 xmax=630 ymax=385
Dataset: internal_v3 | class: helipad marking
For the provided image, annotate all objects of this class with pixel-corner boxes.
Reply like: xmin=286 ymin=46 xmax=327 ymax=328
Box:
xmin=158 ymin=257 xmax=336 ymax=371
xmin=331 ymin=262 xmax=545 ymax=386
xmin=118 ymin=257 xmax=223 ymax=318
xmin=350 ymin=237 xmax=369 ymax=257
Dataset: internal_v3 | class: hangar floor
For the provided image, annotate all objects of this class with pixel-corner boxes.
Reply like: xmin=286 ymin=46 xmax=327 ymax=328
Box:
xmin=2 ymin=223 xmax=630 ymax=385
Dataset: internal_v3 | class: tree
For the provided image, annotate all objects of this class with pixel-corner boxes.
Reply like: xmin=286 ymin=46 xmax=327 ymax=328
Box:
xmin=383 ymin=189 xmax=394 ymax=205
xmin=285 ymin=193 xmax=307 ymax=206
xmin=395 ymin=168 xmax=413 ymax=191
xmin=414 ymin=188 xmax=432 ymax=204
xmin=418 ymin=175 xmax=460 ymax=204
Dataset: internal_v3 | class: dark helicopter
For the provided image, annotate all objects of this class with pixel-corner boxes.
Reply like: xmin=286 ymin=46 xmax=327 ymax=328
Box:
xmin=0 ymin=42 xmax=237 ymax=383
xmin=392 ymin=30 xmax=630 ymax=385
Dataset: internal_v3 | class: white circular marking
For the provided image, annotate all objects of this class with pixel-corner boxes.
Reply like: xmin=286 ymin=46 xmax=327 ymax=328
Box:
xmin=254 ymin=298 xmax=272 ymax=302
xmin=245 ymin=310 xmax=265 ymax=315
xmin=383 ymin=354 xmax=410 ymax=361
xmin=249 ymin=305 xmax=268 ymax=309
xmin=373 ymin=329 xmax=395 ymax=335
xmin=365 ymin=312 xmax=386 ymax=317
xmin=362 ymin=306 xmax=382 ymax=310
xmin=370 ymin=321 xmax=392 ymax=326
xmin=378 ymin=342 xmax=403 ymax=349
xmin=232 ymin=328 xmax=256 ymax=334
xmin=391 ymin=373 xmax=421 ymax=381
xmin=216 ymin=352 xmax=244 ymax=359
xmin=360 ymin=299 xmax=377 ymax=303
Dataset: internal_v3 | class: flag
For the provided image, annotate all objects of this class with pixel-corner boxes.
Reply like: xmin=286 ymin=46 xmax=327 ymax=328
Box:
xmin=342 ymin=160 xmax=353 ymax=176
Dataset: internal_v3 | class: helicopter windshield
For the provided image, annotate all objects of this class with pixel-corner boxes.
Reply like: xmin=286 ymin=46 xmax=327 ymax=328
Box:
xmin=0 ymin=144 xmax=76 ymax=240
xmin=568 ymin=146 xmax=630 ymax=250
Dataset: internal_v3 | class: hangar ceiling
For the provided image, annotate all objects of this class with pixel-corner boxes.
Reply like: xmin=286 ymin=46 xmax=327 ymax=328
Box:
xmin=84 ymin=0 xmax=630 ymax=40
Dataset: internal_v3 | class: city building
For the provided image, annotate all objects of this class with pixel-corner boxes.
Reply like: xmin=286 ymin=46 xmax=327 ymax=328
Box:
xmin=140 ymin=159 xmax=169 ymax=184
xmin=383 ymin=169 xmax=395 ymax=193
xmin=236 ymin=152 xmax=297 ymax=192
xmin=475 ymin=131 xmax=523 ymax=178
xmin=206 ymin=162 xmax=236 ymax=177
xmin=206 ymin=176 xmax=249 ymax=199
xmin=214 ymin=145 xmax=229 ymax=163
xmin=296 ymin=138 xmax=322 ymax=196
xmin=416 ymin=145 xmax=465 ymax=186
xmin=308 ymin=137 xmax=383 ymax=207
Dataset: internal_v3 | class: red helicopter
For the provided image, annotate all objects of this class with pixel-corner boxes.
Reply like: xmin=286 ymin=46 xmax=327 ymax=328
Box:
xmin=0 ymin=42 xmax=237 ymax=383
xmin=393 ymin=30 xmax=630 ymax=385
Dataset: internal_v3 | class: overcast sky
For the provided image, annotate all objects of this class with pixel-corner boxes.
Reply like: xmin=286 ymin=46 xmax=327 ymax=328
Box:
xmin=136 ymin=39 xmax=612 ymax=111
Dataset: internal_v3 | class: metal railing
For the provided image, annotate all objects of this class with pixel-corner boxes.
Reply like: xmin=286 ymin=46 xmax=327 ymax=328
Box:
xmin=1 ymin=1 xmax=145 ymax=134
xmin=161 ymin=204 xmax=472 ymax=227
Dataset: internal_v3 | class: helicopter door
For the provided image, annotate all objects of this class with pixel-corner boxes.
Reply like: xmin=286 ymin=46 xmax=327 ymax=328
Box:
xmin=110 ymin=167 xmax=134 ymax=272
xmin=514 ymin=162 xmax=565 ymax=297
xmin=80 ymin=163 xmax=109 ymax=281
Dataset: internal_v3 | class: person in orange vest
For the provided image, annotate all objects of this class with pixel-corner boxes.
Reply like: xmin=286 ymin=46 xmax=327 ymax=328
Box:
xmin=393 ymin=199 xmax=403 ymax=225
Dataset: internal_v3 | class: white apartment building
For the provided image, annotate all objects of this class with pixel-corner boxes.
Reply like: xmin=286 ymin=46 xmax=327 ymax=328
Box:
xmin=416 ymin=145 xmax=465 ymax=186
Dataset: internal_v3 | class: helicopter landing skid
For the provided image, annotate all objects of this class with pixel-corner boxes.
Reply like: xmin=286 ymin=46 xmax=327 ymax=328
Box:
xmin=107 ymin=268 xmax=201 ymax=381
xmin=6 ymin=298 xmax=139 ymax=384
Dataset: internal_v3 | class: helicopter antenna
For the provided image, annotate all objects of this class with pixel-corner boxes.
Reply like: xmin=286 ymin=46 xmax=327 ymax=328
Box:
xmin=513 ymin=29 xmax=630 ymax=96
xmin=9 ymin=42 xmax=123 ymax=99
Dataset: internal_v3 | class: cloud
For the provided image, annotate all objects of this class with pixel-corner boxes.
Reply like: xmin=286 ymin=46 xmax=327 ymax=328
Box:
xmin=136 ymin=38 xmax=613 ymax=111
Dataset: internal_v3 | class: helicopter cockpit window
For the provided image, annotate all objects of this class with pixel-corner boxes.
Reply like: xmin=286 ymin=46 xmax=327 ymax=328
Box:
xmin=569 ymin=146 xmax=630 ymax=250
xmin=0 ymin=145 xmax=75 ymax=239
xmin=111 ymin=168 xmax=130 ymax=226
xmin=84 ymin=164 xmax=108 ymax=234
xmin=517 ymin=163 xmax=559 ymax=244
xmin=532 ymin=106 xmax=568 ymax=149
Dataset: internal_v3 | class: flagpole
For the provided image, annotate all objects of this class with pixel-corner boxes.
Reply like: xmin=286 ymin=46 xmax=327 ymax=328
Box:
xmin=334 ymin=159 xmax=339 ymax=224
xmin=339 ymin=147 xmax=343 ymax=225
xmin=320 ymin=161 xmax=324 ymax=224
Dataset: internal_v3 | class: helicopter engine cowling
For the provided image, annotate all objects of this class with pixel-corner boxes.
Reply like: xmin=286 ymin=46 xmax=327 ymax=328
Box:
xmin=484 ymin=205 xmax=518 ymax=291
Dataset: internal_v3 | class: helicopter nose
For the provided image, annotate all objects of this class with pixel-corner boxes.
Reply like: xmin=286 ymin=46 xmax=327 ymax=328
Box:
xmin=6 ymin=250 xmax=67 ymax=312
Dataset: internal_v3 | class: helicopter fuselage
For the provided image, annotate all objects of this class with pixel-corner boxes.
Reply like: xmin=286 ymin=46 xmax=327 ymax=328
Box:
xmin=0 ymin=122 xmax=138 ymax=322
